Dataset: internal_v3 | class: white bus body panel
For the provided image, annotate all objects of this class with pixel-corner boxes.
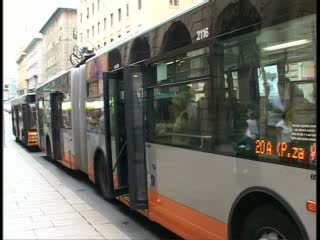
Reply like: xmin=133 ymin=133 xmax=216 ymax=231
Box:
xmin=86 ymin=132 xmax=106 ymax=167
xmin=146 ymin=143 xmax=316 ymax=240
xmin=60 ymin=128 xmax=74 ymax=165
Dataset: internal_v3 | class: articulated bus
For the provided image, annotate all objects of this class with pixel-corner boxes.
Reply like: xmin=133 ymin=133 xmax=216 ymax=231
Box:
xmin=34 ymin=0 xmax=316 ymax=239
xmin=11 ymin=93 xmax=38 ymax=147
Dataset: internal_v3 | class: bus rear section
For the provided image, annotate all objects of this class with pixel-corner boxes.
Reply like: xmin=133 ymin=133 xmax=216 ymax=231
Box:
xmin=36 ymin=70 xmax=78 ymax=170
xmin=11 ymin=93 xmax=38 ymax=147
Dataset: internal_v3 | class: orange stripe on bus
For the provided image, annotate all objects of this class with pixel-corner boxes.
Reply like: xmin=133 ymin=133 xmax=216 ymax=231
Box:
xmin=88 ymin=161 xmax=95 ymax=183
xmin=116 ymin=196 xmax=149 ymax=217
xmin=27 ymin=142 xmax=38 ymax=146
xmin=61 ymin=152 xmax=78 ymax=170
xmin=148 ymin=190 xmax=227 ymax=240
xmin=113 ymin=175 xmax=119 ymax=190
xmin=69 ymin=153 xmax=78 ymax=170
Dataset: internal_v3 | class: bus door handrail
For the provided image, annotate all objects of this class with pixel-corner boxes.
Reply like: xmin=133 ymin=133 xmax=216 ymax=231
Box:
xmin=112 ymin=142 xmax=127 ymax=172
xmin=158 ymin=131 xmax=212 ymax=148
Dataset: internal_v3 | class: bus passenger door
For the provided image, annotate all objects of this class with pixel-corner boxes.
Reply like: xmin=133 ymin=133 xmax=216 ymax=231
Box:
xmin=13 ymin=106 xmax=19 ymax=137
xmin=50 ymin=92 xmax=63 ymax=161
xmin=124 ymin=65 xmax=148 ymax=210
xmin=22 ymin=104 xmax=28 ymax=144
xmin=104 ymin=71 xmax=128 ymax=198
xmin=104 ymin=68 xmax=148 ymax=210
xmin=36 ymin=98 xmax=45 ymax=150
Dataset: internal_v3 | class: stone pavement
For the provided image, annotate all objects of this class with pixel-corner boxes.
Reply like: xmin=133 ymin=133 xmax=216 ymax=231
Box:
xmin=3 ymin=138 xmax=130 ymax=239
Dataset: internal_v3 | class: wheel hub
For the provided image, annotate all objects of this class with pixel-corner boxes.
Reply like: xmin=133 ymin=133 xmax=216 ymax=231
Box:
xmin=257 ymin=227 xmax=286 ymax=240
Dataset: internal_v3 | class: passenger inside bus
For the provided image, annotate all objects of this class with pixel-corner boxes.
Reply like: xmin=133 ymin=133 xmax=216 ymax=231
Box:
xmin=172 ymin=85 xmax=199 ymax=146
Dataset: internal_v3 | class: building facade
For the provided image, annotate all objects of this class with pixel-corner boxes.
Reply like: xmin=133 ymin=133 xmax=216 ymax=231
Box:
xmin=40 ymin=8 xmax=77 ymax=82
xmin=16 ymin=53 xmax=28 ymax=96
xmin=24 ymin=37 xmax=43 ymax=92
xmin=3 ymin=84 xmax=9 ymax=101
xmin=77 ymin=0 xmax=202 ymax=51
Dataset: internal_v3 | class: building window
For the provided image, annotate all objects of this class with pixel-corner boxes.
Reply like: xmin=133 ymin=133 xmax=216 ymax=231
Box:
xmin=92 ymin=26 xmax=94 ymax=37
xmin=126 ymin=4 xmax=129 ymax=16
xmin=110 ymin=38 xmax=113 ymax=43
xmin=97 ymin=0 xmax=100 ymax=11
xmin=92 ymin=3 xmax=94 ymax=15
xmin=5 ymin=84 xmax=9 ymax=88
xmin=138 ymin=0 xmax=142 ymax=10
xmin=98 ymin=22 xmax=100 ymax=35
xmin=111 ymin=13 xmax=113 ymax=27
xmin=87 ymin=29 xmax=89 ymax=39
xmin=170 ymin=0 xmax=179 ymax=6
xmin=118 ymin=8 xmax=121 ymax=22
xmin=98 ymin=44 xmax=100 ymax=49
xmin=80 ymin=33 xmax=83 ymax=43
xmin=104 ymin=42 xmax=106 ymax=46
xmin=104 ymin=18 xmax=106 ymax=30
xmin=80 ymin=13 xmax=83 ymax=23
xmin=87 ymin=8 xmax=89 ymax=18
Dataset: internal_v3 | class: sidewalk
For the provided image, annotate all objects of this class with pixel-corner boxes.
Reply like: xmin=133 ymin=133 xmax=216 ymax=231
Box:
xmin=3 ymin=135 xmax=130 ymax=239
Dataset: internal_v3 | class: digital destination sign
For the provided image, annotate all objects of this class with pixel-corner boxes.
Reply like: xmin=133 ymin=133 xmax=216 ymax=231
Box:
xmin=255 ymin=140 xmax=317 ymax=162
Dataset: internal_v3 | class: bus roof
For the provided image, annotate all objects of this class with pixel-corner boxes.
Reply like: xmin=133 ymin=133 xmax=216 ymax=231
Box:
xmin=10 ymin=93 xmax=35 ymax=105
xmin=87 ymin=0 xmax=209 ymax=63
xmin=36 ymin=69 xmax=71 ymax=90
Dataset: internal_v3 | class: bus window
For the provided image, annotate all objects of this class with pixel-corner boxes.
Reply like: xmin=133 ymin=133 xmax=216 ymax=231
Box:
xmin=148 ymin=47 xmax=212 ymax=150
xmin=43 ymin=96 xmax=51 ymax=126
xmin=61 ymin=101 xmax=72 ymax=129
xmin=29 ymin=104 xmax=37 ymax=130
xmin=148 ymin=80 xmax=212 ymax=149
xmin=151 ymin=48 xmax=209 ymax=85
xmin=213 ymin=14 xmax=316 ymax=169
xmin=86 ymin=98 xmax=104 ymax=134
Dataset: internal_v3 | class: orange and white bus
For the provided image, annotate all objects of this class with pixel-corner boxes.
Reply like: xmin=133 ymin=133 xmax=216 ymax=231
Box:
xmin=36 ymin=0 xmax=316 ymax=239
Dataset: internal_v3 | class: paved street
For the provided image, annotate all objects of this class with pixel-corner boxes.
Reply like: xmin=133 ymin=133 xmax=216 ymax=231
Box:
xmin=3 ymin=111 xmax=179 ymax=240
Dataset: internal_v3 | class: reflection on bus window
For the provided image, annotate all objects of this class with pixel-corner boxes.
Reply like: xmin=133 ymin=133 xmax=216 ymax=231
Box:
xmin=43 ymin=97 xmax=51 ymax=126
xmin=62 ymin=101 xmax=72 ymax=129
xmin=151 ymin=47 xmax=209 ymax=84
xmin=86 ymin=98 xmax=104 ymax=134
xmin=87 ymin=80 xmax=103 ymax=97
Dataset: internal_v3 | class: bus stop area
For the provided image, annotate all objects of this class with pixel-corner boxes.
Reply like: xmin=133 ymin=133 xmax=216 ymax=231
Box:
xmin=3 ymin=112 xmax=130 ymax=239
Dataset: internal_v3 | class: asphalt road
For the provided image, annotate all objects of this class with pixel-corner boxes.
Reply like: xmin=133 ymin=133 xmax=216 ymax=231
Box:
xmin=3 ymin=111 xmax=181 ymax=240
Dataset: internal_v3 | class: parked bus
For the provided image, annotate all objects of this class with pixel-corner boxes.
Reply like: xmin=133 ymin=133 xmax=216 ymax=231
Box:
xmin=11 ymin=93 xmax=38 ymax=147
xmin=35 ymin=0 xmax=316 ymax=239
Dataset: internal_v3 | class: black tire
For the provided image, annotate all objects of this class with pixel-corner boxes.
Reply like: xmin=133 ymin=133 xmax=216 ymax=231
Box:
xmin=240 ymin=205 xmax=303 ymax=240
xmin=96 ymin=154 xmax=113 ymax=201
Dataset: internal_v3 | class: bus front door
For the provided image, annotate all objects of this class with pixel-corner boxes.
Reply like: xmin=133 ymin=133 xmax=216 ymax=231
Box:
xmin=104 ymin=71 xmax=128 ymax=197
xmin=104 ymin=68 xmax=147 ymax=210
xmin=14 ymin=106 xmax=19 ymax=139
xmin=123 ymin=65 xmax=147 ymax=210
xmin=50 ymin=92 xmax=63 ymax=161
xmin=22 ymin=104 xmax=28 ymax=145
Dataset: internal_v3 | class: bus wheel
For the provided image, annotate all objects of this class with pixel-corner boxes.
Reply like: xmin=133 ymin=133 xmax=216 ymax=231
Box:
xmin=96 ymin=154 xmax=113 ymax=200
xmin=240 ymin=205 xmax=302 ymax=240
